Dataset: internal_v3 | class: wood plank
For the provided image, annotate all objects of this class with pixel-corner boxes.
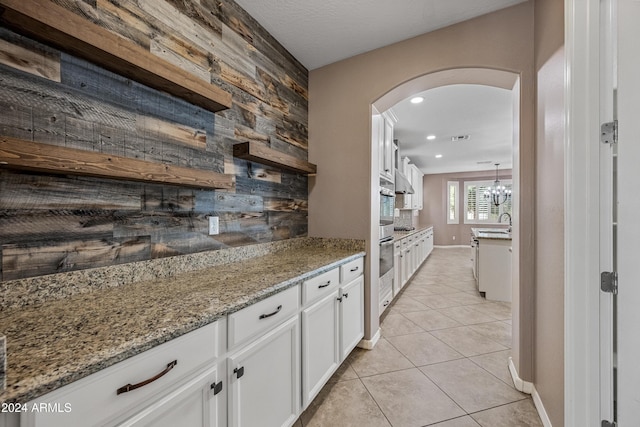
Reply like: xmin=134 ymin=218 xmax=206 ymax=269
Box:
xmin=233 ymin=141 xmax=316 ymax=174
xmin=0 ymin=37 xmax=60 ymax=81
xmin=136 ymin=115 xmax=206 ymax=150
xmin=0 ymin=209 xmax=114 ymax=243
xmin=0 ymin=170 xmax=141 ymax=210
xmin=0 ymin=136 xmax=235 ymax=190
xmin=1 ymin=235 xmax=150 ymax=280
xmin=263 ymin=197 xmax=308 ymax=212
xmin=0 ymin=0 xmax=232 ymax=112
xmin=194 ymin=190 xmax=263 ymax=213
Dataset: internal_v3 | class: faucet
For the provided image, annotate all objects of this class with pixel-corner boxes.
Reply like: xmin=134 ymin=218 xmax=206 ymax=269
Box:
xmin=498 ymin=212 xmax=512 ymax=232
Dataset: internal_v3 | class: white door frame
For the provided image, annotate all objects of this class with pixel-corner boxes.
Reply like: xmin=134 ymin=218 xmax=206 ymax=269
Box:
xmin=564 ymin=0 xmax=605 ymax=425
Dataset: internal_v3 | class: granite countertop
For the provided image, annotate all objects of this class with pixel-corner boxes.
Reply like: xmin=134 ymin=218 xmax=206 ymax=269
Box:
xmin=471 ymin=227 xmax=512 ymax=240
xmin=393 ymin=225 xmax=433 ymax=241
xmin=0 ymin=240 xmax=364 ymax=404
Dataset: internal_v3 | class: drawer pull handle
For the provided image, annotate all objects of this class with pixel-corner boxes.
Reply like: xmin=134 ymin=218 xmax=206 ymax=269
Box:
xmin=318 ymin=281 xmax=331 ymax=289
xmin=117 ymin=360 xmax=177 ymax=395
xmin=259 ymin=305 xmax=282 ymax=319
xmin=350 ymin=266 xmax=359 ymax=272
xmin=234 ymin=366 xmax=245 ymax=379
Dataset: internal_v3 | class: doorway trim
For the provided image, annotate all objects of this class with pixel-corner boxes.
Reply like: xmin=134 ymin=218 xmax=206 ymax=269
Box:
xmin=372 ymin=66 xmax=533 ymax=384
xmin=564 ymin=0 xmax=603 ymax=425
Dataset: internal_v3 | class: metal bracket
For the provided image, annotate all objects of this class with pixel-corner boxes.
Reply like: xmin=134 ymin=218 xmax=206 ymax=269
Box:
xmin=601 ymin=120 xmax=618 ymax=144
xmin=601 ymin=271 xmax=618 ymax=294
xmin=602 ymin=420 xmax=617 ymax=427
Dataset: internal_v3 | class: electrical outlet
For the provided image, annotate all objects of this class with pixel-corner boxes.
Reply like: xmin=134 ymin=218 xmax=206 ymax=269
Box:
xmin=208 ymin=216 xmax=219 ymax=235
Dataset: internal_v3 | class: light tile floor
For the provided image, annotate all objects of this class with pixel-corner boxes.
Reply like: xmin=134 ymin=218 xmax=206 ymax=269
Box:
xmin=296 ymin=247 xmax=543 ymax=427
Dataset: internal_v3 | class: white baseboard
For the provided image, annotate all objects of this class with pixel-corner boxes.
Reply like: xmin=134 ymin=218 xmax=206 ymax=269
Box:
xmin=509 ymin=358 xmax=551 ymax=426
xmin=357 ymin=328 xmax=380 ymax=350
xmin=434 ymin=245 xmax=469 ymax=249
xmin=508 ymin=357 xmax=534 ymax=394
xmin=532 ymin=386 xmax=552 ymax=427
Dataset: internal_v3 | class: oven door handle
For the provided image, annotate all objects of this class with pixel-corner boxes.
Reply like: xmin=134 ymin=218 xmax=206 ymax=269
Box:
xmin=380 ymin=236 xmax=394 ymax=245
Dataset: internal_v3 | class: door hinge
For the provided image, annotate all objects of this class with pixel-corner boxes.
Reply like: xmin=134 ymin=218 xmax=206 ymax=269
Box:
xmin=601 ymin=120 xmax=618 ymax=144
xmin=602 ymin=420 xmax=617 ymax=427
xmin=601 ymin=271 xmax=618 ymax=294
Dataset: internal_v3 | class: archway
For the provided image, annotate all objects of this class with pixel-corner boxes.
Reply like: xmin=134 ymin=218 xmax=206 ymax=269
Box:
xmin=371 ymin=67 xmax=530 ymax=391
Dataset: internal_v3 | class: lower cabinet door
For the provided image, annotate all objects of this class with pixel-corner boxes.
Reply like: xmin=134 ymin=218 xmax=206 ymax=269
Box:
xmin=227 ymin=315 xmax=300 ymax=427
xmin=119 ymin=363 xmax=225 ymax=427
xmin=301 ymin=292 xmax=340 ymax=408
xmin=339 ymin=275 xmax=364 ymax=361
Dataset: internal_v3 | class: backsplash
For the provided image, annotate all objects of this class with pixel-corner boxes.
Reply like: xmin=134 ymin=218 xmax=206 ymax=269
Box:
xmin=0 ymin=0 xmax=309 ymax=281
xmin=394 ymin=209 xmax=416 ymax=229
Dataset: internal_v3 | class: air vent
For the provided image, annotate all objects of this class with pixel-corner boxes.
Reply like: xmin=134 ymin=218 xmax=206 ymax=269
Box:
xmin=451 ymin=135 xmax=470 ymax=141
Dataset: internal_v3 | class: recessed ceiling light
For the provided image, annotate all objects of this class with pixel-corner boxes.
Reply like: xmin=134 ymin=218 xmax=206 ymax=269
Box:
xmin=426 ymin=135 xmax=436 ymax=140
xmin=410 ymin=96 xmax=424 ymax=104
xmin=451 ymin=135 xmax=470 ymax=141
xmin=435 ymin=154 xmax=443 ymax=159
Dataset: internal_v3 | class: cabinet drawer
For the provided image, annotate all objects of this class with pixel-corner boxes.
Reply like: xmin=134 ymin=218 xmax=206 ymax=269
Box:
xmin=340 ymin=258 xmax=363 ymax=284
xmin=23 ymin=321 xmax=221 ymax=427
xmin=228 ymin=285 xmax=299 ymax=350
xmin=302 ymin=268 xmax=340 ymax=306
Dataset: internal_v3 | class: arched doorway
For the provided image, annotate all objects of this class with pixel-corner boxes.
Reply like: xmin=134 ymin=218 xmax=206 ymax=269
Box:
xmin=371 ymin=67 xmax=531 ymax=391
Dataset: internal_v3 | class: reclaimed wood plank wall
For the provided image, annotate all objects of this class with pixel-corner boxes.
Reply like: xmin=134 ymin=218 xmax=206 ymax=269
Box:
xmin=0 ymin=0 xmax=309 ymax=281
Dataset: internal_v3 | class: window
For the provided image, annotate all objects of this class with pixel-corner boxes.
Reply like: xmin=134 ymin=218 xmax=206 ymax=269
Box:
xmin=464 ymin=180 xmax=512 ymax=224
xmin=447 ymin=181 xmax=459 ymax=224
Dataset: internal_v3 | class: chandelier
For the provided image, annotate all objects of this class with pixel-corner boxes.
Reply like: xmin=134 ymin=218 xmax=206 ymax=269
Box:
xmin=484 ymin=163 xmax=511 ymax=206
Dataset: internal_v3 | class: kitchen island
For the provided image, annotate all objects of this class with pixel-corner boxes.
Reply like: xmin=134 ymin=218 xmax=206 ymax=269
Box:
xmin=471 ymin=228 xmax=512 ymax=302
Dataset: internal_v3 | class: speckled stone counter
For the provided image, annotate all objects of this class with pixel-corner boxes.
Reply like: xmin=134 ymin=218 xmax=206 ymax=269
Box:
xmin=471 ymin=227 xmax=512 ymax=240
xmin=0 ymin=237 xmax=365 ymax=404
xmin=393 ymin=225 xmax=433 ymax=241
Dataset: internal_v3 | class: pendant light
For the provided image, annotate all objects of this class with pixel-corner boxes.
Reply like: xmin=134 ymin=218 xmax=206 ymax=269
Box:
xmin=484 ymin=163 xmax=511 ymax=206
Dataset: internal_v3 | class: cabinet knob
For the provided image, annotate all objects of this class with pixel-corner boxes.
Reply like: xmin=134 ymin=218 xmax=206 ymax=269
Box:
xmin=234 ymin=367 xmax=245 ymax=379
xmin=343 ymin=292 xmax=349 ymax=299
xmin=211 ymin=381 xmax=223 ymax=395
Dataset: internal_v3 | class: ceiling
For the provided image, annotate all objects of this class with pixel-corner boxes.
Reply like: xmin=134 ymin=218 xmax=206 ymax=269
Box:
xmin=233 ymin=0 xmax=526 ymax=71
xmin=233 ymin=0 xmax=520 ymax=175
xmin=391 ymin=84 xmax=513 ymax=175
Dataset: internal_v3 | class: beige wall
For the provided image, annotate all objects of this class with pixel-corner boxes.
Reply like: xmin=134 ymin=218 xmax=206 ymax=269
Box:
xmin=534 ymin=0 xmax=565 ymax=425
xmin=418 ymin=170 xmax=512 ymax=246
xmin=308 ymin=0 xmax=536 ymax=372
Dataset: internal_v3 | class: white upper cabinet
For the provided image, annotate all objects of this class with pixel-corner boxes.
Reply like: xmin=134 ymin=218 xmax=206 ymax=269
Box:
xmin=374 ymin=109 xmax=395 ymax=183
xmin=410 ymin=165 xmax=423 ymax=210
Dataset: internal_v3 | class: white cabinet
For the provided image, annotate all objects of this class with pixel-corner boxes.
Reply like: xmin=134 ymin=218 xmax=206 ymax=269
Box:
xmin=375 ymin=111 xmax=395 ymax=183
xmin=301 ymin=292 xmax=339 ymax=407
xmin=375 ymin=110 xmax=395 ymax=183
xmin=23 ymin=321 xmax=223 ymax=427
xmin=227 ymin=316 xmax=300 ymax=427
xmin=393 ymin=240 xmax=402 ymax=296
xmin=339 ymin=275 xmax=364 ymax=361
xmin=396 ymin=160 xmax=423 ymax=211
xmin=477 ymin=237 xmax=512 ymax=302
xmin=396 ymin=157 xmax=412 ymax=209
xmin=301 ymin=258 xmax=363 ymax=409
xmin=410 ymin=165 xmax=423 ymax=210
xmin=17 ymin=256 xmax=366 ymax=427
xmin=121 ymin=363 xmax=225 ymax=427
